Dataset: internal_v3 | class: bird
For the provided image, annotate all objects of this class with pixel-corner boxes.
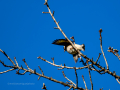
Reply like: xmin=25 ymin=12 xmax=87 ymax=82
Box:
xmin=52 ymin=39 xmax=85 ymax=63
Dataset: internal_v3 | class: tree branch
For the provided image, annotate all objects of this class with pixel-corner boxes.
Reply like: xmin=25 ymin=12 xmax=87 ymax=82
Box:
xmin=0 ymin=49 xmax=16 ymax=66
xmin=62 ymin=71 xmax=76 ymax=87
xmin=0 ymin=68 xmax=15 ymax=74
xmin=108 ymin=47 xmax=120 ymax=60
xmin=87 ymin=60 xmax=93 ymax=90
xmin=99 ymin=29 xmax=109 ymax=70
xmin=43 ymin=0 xmax=120 ymax=84
xmin=42 ymin=83 xmax=47 ymax=90
xmin=0 ymin=49 xmax=85 ymax=90
xmin=82 ymin=75 xmax=88 ymax=90
xmin=37 ymin=56 xmax=92 ymax=70
xmin=74 ymin=67 xmax=78 ymax=88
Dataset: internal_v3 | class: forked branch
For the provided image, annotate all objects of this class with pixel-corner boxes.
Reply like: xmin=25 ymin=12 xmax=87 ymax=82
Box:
xmin=43 ymin=0 xmax=120 ymax=84
xmin=0 ymin=49 xmax=85 ymax=90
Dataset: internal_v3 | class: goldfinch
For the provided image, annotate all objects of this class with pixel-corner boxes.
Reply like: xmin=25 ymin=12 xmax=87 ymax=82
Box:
xmin=52 ymin=39 xmax=85 ymax=63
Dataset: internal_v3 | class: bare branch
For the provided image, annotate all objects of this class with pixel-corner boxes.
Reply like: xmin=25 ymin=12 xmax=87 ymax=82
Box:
xmin=74 ymin=67 xmax=78 ymax=87
xmin=51 ymin=57 xmax=55 ymax=64
xmin=70 ymin=36 xmax=75 ymax=44
xmin=87 ymin=60 xmax=93 ymax=90
xmin=0 ymin=49 xmax=16 ymax=66
xmin=1 ymin=1 xmax=120 ymax=90
xmin=52 ymin=11 xmax=55 ymax=16
xmin=99 ymin=29 xmax=109 ymax=70
xmin=14 ymin=57 xmax=18 ymax=66
xmin=67 ymin=85 xmax=73 ymax=90
xmin=42 ymin=12 xmax=49 ymax=14
xmin=116 ymin=78 xmax=120 ymax=84
xmin=108 ymin=47 xmax=120 ymax=60
xmin=62 ymin=71 xmax=76 ymax=87
xmin=90 ymin=65 xmax=106 ymax=74
xmin=38 ymin=55 xmax=120 ymax=84
xmin=95 ymin=53 xmax=101 ymax=63
xmin=82 ymin=75 xmax=88 ymax=90
xmin=0 ymin=68 xmax=15 ymax=74
xmin=34 ymin=69 xmax=36 ymax=74
xmin=38 ymin=66 xmax=44 ymax=75
xmin=0 ymin=50 xmax=85 ymax=89
xmin=16 ymin=70 xmax=27 ymax=75
xmin=0 ymin=60 xmax=14 ymax=68
xmin=42 ymin=0 xmax=84 ymax=58
xmin=38 ymin=76 xmax=41 ymax=80
xmin=42 ymin=1 xmax=120 ymax=85
xmin=37 ymin=56 xmax=91 ymax=70
xmin=43 ymin=0 xmax=113 ymax=77
xmin=42 ymin=83 xmax=47 ymax=90
xmin=42 ymin=1 xmax=111 ymax=76
xmin=22 ymin=58 xmax=30 ymax=70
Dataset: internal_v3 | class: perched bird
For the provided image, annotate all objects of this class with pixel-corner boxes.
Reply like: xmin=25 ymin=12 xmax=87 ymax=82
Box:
xmin=52 ymin=39 xmax=85 ymax=63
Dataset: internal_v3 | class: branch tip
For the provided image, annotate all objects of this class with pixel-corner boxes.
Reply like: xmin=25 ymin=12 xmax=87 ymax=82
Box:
xmin=54 ymin=27 xmax=59 ymax=29
xmin=52 ymin=11 xmax=55 ymax=16
xmin=99 ymin=28 xmax=102 ymax=34
xmin=22 ymin=58 xmax=25 ymax=62
xmin=38 ymin=76 xmax=41 ymax=80
xmin=42 ymin=12 xmax=49 ymax=14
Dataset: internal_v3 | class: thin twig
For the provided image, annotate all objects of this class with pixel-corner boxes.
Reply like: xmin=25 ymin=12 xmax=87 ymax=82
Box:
xmin=99 ymin=29 xmax=109 ymax=70
xmin=42 ymin=83 xmax=47 ymax=90
xmin=42 ymin=12 xmax=49 ymax=14
xmin=38 ymin=66 xmax=44 ymax=75
xmin=0 ymin=68 xmax=15 ymax=74
xmin=14 ymin=57 xmax=19 ymax=66
xmin=62 ymin=71 xmax=76 ymax=87
xmin=95 ymin=53 xmax=101 ymax=63
xmin=87 ymin=60 xmax=93 ymax=90
xmin=108 ymin=47 xmax=120 ymax=60
xmin=82 ymin=75 xmax=88 ymax=90
xmin=0 ymin=60 xmax=15 ymax=68
xmin=37 ymin=56 xmax=91 ymax=70
xmin=51 ymin=57 xmax=55 ymax=64
xmin=16 ymin=70 xmax=27 ymax=75
xmin=70 ymin=36 xmax=75 ymax=44
xmin=90 ymin=65 xmax=106 ymax=74
xmin=38 ymin=76 xmax=41 ymax=80
xmin=74 ymin=67 xmax=78 ymax=88
xmin=22 ymin=58 xmax=30 ymax=70
xmin=67 ymin=85 xmax=73 ymax=90
xmin=0 ymin=49 xmax=16 ymax=66
xmin=116 ymin=78 xmax=120 ymax=84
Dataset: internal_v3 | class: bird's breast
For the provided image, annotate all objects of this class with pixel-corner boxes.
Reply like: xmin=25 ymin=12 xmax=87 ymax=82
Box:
xmin=66 ymin=45 xmax=77 ymax=55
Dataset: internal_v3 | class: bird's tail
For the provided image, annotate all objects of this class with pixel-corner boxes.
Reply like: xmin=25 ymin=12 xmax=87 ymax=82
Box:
xmin=81 ymin=44 xmax=85 ymax=51
xmin=73 ymin=54 xmax=79 ymax=63
xmin=73 ymin=44 xmax=85 ymax=63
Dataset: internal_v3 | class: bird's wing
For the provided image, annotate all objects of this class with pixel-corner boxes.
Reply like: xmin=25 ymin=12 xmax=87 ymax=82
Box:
xmin=52 ymin=39 xmax=71 ymax=46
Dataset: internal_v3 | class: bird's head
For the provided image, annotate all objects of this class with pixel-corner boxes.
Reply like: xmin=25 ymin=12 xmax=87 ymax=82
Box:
xmin=75 ymin=44 xmax=85 ymax=51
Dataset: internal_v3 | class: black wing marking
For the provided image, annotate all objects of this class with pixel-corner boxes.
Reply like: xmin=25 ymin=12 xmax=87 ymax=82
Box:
xmin=52 ymin=39 xmax=71 ymax=46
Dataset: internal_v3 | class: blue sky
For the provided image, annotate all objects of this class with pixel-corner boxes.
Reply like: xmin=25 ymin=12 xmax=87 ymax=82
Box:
xmin=0 ymin=0 xmax=120 ymax=90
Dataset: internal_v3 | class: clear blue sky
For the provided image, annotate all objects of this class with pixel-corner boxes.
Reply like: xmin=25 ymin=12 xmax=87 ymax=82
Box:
xmin=0 ymin=0 xmax=120 ymax=90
